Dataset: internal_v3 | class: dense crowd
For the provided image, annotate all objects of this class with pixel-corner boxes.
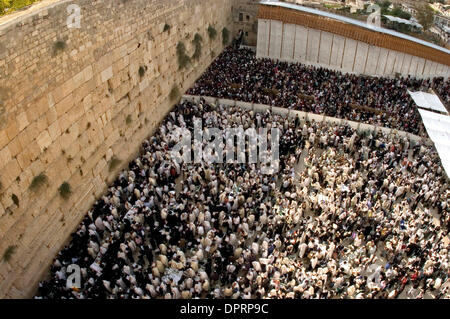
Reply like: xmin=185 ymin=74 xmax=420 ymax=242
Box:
xmin=432 ymin=77 xmax=450 ymax=107
xmin=36 ymin=98 xmax=449 ymax=299
xmin=187 ymin=48 xmax=447 ymax=135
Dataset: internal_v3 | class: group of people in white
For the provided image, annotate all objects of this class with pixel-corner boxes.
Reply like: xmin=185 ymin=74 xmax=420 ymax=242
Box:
xmin=188 ymin=48 xmax=449 ymax=135
xmin=36 ymin=94 xmax=449 ymax=299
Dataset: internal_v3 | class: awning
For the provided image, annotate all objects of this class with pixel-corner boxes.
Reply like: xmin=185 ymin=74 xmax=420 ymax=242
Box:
xmin=383 ymin=15 xmax=423 ymax=29
xmin=408 ymin=91 xmax=449 ymax=114
xmin=418 ymin=108 xmax=450 ymax=177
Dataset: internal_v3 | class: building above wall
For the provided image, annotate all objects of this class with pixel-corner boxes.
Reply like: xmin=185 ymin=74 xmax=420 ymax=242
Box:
xmin=233 ymin=0 xmax=260 ymax=46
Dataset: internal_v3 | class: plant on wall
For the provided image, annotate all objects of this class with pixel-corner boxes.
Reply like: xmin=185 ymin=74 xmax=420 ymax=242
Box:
xmin=11 ymin=193 xmax=19 ymax=206
xmin=192 ymin=33 xmax=203 ymax=60
xmin=2 ymin=245 xmax=16 ymax=263
xmin=126 ymin=114 xmax=132 ymax=125
xmin=176 ymin=41 xmax=190 ymax=69
xmin=163 ymin=23 xmax=171 ymax=32
xmin=138 ymin=65 xmax=146 ymax=78
xmin=222 ymin=27 xmax=230 ymax=46
xmin=109 ymin=156 xmax=121 ymax=172
xmin=53 ymin=40 xmax=66 ymax=55
xmin=169 ymin=85 xmax=180 ymax=102
xmin=1 ymin=0 xmax=40 ymax=17
xmin=207 ymin=25 xmax=217 ymax=40
xmin=29 ymin=172 xmax=48 ymax=192
xmin=58 ymin=182 xmax=71 ymax=200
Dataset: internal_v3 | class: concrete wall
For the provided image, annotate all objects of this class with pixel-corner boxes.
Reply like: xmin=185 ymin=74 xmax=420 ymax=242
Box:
xmin=257 ymin=19 xmax=450 ymax=78
xmin=0 ymin=0 xmax=233 ymax=298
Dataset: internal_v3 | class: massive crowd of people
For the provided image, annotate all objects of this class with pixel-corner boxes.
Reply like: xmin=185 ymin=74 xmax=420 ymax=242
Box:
xmin=36 ymin=98 xmax=449 ymax=299
xmin=432 ymin=77 xmax=450 ymax=108
xmin=187 ymin=48 xmax=448 ymax=135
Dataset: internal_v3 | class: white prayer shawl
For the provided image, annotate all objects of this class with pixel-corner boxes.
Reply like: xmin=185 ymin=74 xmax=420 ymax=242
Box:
xmin=252 ymin=261 xmax=262 ymax=272
xmin=299 ymin=243 xmax=307 ymax=258
xmin=251 ymin=242 xmax=259 ymax=255
xmin=159 ymin=254 xmax=168 ymax=267
xmin=95 ymin=217 xmax=105 ymax=231
xmin=185 ymin=278 xmax=193 ymax=289
xmin=196 ymin=249 xmax=204 ymax=261
xmin=156 ymin=260 xmax=165 ymax=274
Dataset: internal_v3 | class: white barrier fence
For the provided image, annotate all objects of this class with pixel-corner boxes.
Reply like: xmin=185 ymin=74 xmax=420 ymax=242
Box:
xmin=182 ymin=95 xmax=427 ymax=143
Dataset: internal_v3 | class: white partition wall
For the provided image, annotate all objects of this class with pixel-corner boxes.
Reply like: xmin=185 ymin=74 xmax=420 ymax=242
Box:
xmin=281 ymin=23 xmax=296 ymax=60
xmin=293 ymin=25 xmax=308 ymax=61
xmin=257 ymin=19 xmax=270 ymax=58
xmin=256 ymin=3 xmax=450 ymax=78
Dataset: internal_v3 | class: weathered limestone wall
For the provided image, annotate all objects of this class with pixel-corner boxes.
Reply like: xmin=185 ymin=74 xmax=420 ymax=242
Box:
xmin=0 ymin=0 xmax=233 ymax=298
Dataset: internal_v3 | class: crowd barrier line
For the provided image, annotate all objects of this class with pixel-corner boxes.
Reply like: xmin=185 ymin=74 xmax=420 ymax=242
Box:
xmin=182 ymin=94 xmax=428 ymax=144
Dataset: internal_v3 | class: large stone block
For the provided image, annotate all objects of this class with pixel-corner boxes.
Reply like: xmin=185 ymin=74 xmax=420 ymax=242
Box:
xmin=0 ymin=147 xmax=12 ymax=170
xmin=36 ymin=130 xmax=52 ymax=152
xmin=0 ymin=131 xmax=9 ymax=149
xmin=55 ymin=93 xmax=74 ymax=118
xmin=101 ymin=66 xmax=113 ymax=83
xmin=7 ymin=137 xmax=22 ymax=158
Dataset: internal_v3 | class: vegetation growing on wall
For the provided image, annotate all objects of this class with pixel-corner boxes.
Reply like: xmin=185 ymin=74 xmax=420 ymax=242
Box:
xmin=11 ymin=193 xmax=19 ymax=206
xmin=176 ymin=42 xmax=190 ymax=69
xmin=29 ymin=172 xmax=48 ymax=192
xmin=222 ymin=27 xmax=230 ymax=46
xmin=192 ymin=33 xmax=203 ymax=60
xmin=2 ymin=245 xmax=16 ymax=262
xmin=109 ymin=156 xmax=121 ymax=172
xmin=0 ymin=0 xmax=40 ymax=16
xmin=207 ymin=25 xmax=217 ymax=40
xmin=58 ymin=182 xmax=71 ymax=200
xmin=169 ymin=85 xmax=180 ymax=102
xmin=52 ymin=40 xmax=66 ymax=55
xmin=126 ymin=114 xmax=132 ymax=125
xmin=163 ymin=23 xmax=171 ymax=32
xmin=138 ymin=65 xmax=146 ymax=78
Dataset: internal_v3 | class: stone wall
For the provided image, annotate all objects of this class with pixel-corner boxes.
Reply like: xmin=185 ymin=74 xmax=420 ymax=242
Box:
xmin=0 ymin=0 xmax=233 ymax=298
xmin=232 ymin=0 xmax=259 ymax=46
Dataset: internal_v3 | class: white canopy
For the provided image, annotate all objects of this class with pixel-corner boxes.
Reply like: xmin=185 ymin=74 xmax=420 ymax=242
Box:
xmin=408 ymin=91 xmax=449 ymax=114
xmin=418 ymin=108 xmax=450 ymax=177
xmin=383 ymin=15 xmax=423 ymax=29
